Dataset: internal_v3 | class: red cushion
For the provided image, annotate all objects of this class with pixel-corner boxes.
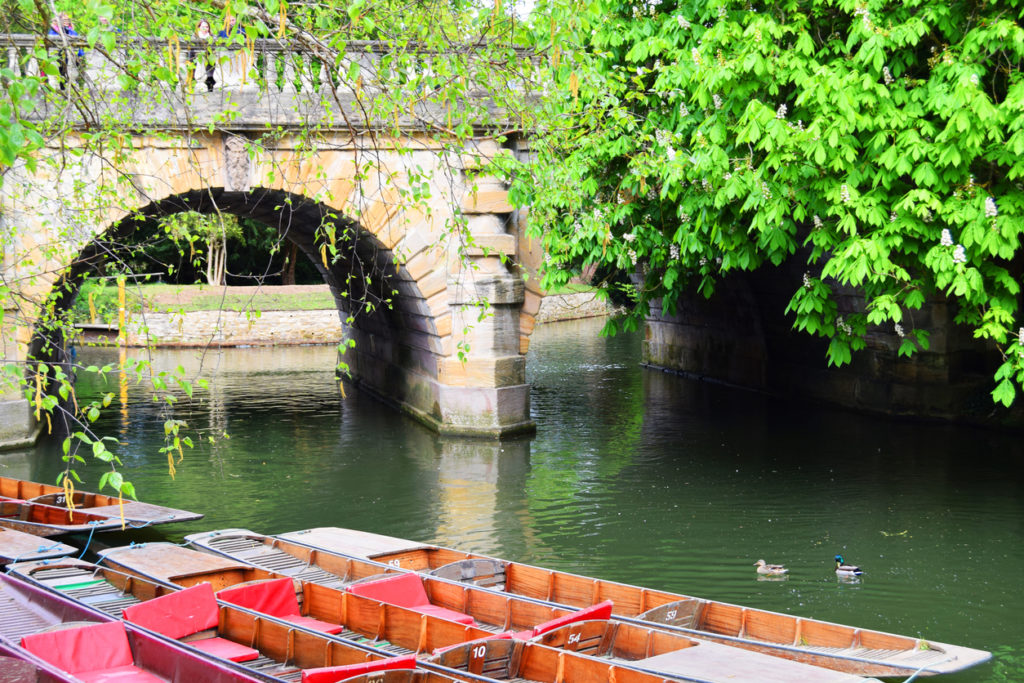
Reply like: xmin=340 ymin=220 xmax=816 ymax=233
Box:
xmin=189 ymin=636 xmax=261 ymax=662
xmin=345 ymin=573 xmax=429 ymax=608
xmin=122 ymin=584 xmax=219 ymax=639
xmin=432 ymin=632 xmax=512 ymax=656
xmin=75 ymin=665 xmax=165 ymax=683
xmin=346 ymin=574 xmax=473 ymax=624
xmin=21 ymin=621 xmax=133 ymax=673
xmin=302 ymin=654 xmax=417 ymax=683
xmin=527 ymin=600 xmax=614 ymax=639
xmin=218 ymin=578 xmax=300 ymax=618
xmin=282 ymin=614 xmax=344 ymax=634
xmin=416 ymin=604 xmax=475 ymax=625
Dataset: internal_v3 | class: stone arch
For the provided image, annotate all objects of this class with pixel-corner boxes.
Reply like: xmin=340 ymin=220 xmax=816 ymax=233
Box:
xmin=3 ymin=130 xmax=533 ymax=438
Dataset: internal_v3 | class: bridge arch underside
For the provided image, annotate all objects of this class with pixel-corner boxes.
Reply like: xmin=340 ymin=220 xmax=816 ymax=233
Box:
xmin=43 ymin=187 xmax=530 ymax=437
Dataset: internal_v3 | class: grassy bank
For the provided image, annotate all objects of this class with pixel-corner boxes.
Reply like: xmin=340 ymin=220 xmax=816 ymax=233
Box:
xmin=74 ymin=283 xmax=336 ymax=325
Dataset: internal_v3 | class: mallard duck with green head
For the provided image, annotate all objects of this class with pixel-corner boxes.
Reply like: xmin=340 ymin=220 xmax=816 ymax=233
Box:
xmin=834 ymin=555 xmax=863 ymax=576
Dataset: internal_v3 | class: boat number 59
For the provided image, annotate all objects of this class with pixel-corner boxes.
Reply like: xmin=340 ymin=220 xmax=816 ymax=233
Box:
xmin=666 ymin=609 xmax=677 ymax=620
xmin=389 ymin=559 xmax=401 ymax=568
xmin=471 ymin=645 xmax=486 ymax=659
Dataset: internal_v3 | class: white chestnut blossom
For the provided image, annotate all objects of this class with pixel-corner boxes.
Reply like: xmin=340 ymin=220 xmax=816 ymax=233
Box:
xmin=813 ymin=215 xmax=823 ymax=229
xmin=895 ymin=323 xmax=905 ymax=338
xmin=883 ymin=66 xmax=893 ymax=85
xmin=1018 ymin=327 xmax=1024 ymax=346
xmin=713 ymin=93 xmax=723 ymax=109
xmin=985 ymin=196 xmax=998 ymax=218
xmin=676 ymin=15 xmax=691 ymax=29
xmin=776 ymin=103 xmax=788 ymax=119
xmin=953 ymin=245 xmax=967 ymax=264
xmin=840 ymin=184 xmax=851 ymax=203
xmin=692 ymin=47 xmax=702 ymax=66
xmin=669 ymin=244 xmax=680 ymax=259
xmin=623 ymin=232 xmax=636 ymax=243
xmin=941 ymin=228 xmax=954 ymax=246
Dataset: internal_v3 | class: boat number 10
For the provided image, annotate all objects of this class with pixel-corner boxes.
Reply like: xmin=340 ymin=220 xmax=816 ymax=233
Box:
xmin=471 ymin=645 xmax=486 ymax=659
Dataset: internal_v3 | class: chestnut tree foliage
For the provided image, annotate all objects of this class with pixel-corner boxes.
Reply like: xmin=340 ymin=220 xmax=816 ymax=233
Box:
xmin=514 ymin=0 xmax=1024 ymax=406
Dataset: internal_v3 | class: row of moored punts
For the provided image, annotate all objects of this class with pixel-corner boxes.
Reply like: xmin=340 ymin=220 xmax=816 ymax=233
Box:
xmin=0 ymin=476 xmax=993 ymax=683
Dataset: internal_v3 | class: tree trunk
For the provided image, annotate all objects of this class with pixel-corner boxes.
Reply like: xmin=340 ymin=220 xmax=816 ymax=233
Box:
xmin=282 ymin=241 xmax=298 ymax=286
xmin=206 ymin=243 xmax=226 ymax=285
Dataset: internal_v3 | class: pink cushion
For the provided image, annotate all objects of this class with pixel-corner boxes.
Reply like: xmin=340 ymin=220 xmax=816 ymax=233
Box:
xmin=75 ymin=665 xmax=165 ymax=683
xmin=21 ymin=621 xmax=133 ymax=673
xmin=122 ymin=584 xmax=219 ymax=639
xmin=189 ymin=636 xmax=260 ymax=662
xmin=524 ymin=600 xmax=614 ymax=639
xmin=218 ymin=578 xmax=300 ymax=618
xmin=346 ymin=574 xmax=473 ymax=624
xmin=282 ymin=614 xmax=344 ymax=634
xmin=302 ymin=654 xmax=417 ymax=683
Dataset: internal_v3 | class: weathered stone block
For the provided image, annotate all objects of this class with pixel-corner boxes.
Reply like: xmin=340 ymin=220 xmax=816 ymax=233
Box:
xmin=438 ymin=355 xmax=526 ymax=387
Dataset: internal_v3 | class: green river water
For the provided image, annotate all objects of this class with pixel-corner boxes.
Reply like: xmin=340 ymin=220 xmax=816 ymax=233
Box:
xmin=5 ymin=317 xmax=1021 ymax=681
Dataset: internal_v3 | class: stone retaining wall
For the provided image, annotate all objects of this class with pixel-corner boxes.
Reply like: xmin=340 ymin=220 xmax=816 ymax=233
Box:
xmin=120 ymin=309 xmax=345 ymax=347
xmin=87 ymin=292 xmax=615 ymax=348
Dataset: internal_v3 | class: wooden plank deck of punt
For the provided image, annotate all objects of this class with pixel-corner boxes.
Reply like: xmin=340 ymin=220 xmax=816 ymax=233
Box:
xmin=8 ymin=557 xmax=425 ymax=683
xmin=0 ymin=526 xmax=76 ymax=564
xmin=188 ymin=531 xmax=880 ymax=683
xmin=0 ymin=475 xmax=203 ymax=526
xmin=276 ymin=527 xmax=992 ymax=678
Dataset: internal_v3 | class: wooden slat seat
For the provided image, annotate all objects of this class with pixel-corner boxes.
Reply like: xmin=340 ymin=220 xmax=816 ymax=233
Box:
xmin=427 ymin=559 xmax=507 ymax=590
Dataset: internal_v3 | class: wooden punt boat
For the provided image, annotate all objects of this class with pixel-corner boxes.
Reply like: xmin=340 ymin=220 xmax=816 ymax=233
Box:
xmin=183 ymin=530 xmax=874 ymax=683
xmin=0 ymin=474 xmax=203 ymax=528
xmin=0 ymin=570 xmax=261 ymax=682
xmin=7 ymin=555 xmax=431 ymax=683
xmin=275 ymin=527 xmax=992 ymax=678
xmin=0 ymin=525 xmax=76 ymax=564
xmin=0 ymin=498 xmax=130 ymax=537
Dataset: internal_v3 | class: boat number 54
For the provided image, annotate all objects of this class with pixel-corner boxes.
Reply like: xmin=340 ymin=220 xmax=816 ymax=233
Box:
xmin=568 ymin=633 xmax=581 ymax=645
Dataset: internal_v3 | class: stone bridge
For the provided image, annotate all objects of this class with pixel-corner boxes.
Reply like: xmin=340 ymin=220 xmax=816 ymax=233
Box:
xmin=0 ymin=35 xmax=547 ymax=446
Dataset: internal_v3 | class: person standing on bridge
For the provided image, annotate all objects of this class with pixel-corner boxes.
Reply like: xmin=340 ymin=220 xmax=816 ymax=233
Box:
xmin=217 ymin=15 xmax=240 ymax=39
xmin=48 ymin=13 xmax=83 ymax=90
xmin=193 ymin=19 xmax=216 ymax=92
